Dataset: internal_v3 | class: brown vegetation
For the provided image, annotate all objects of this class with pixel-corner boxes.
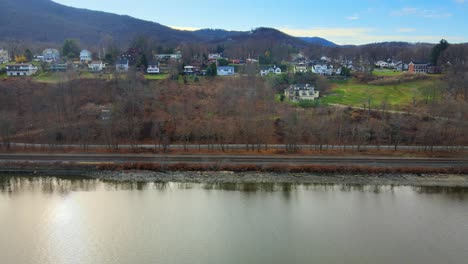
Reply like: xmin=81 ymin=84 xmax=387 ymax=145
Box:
xmin=1 ymin=72 xmax=467 ymax=153
xmin=94 ymin=162 xmax=468 ymax=175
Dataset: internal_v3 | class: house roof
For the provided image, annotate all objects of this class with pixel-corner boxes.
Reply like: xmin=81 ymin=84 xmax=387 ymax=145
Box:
xmin=217 ymin=66 xmax=234 ymax=70
xmin=289 ymin=84 xmax=315 ymax=91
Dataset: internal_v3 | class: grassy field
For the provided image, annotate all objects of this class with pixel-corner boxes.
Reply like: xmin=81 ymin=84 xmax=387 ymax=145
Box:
xmin=372 ymin=69 xmax=405 ymax=76
xmin=145 ymin=73 xmax=169 ymax=80
xmin=321 ymin=78 xmax=439 ymax=108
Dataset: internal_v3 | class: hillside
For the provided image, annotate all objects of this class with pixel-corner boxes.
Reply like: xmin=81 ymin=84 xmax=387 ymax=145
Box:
xmin=299 ymin=37 xmax=338 ymax=47
xmin=0 ymin=0 xmax=337 ymax=50
xmin=0 ymin=0 xmax=199 ymax=46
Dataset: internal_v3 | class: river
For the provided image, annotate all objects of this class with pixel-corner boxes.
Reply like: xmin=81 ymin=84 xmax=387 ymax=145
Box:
xmin=1 ymin=176 xmax=467 ymax=264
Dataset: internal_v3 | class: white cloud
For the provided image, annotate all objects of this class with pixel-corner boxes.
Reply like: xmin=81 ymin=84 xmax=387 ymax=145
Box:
xmin=455 ymin=0 xmax=466 ymax=3
xmin=345 ymin=14 xmax=360 ymax=20
xmin=391 ymin=7 xmax=452 ymax=18
xmin=169 ymin=25 xmax=200 ymax=31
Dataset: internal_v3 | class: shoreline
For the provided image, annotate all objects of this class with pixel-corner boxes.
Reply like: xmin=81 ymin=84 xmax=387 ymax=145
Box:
xmin=1 ymin=168 xmax=468 ymax=187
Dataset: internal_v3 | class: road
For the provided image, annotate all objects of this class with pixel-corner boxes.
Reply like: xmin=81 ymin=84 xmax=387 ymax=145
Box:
xmin=0 ymin=153 xmax=466 ymax=168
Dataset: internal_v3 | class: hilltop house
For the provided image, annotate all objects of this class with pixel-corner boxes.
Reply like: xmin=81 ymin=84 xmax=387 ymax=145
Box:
xmin=80 ymin=50 xmax=92 ymax=62
xmin=147 ymin=63 xmax=160 ymax=74
xmin=284 ymin=84 xmax=319 ymax=101
xmin=217 ymin=66 xmax=235 ymax=76
xmin=0 ymin=49 xmax=10 ymax=63
xmin=42 ymin=49 xmax=60 ymax=62
xmin=115 ymin=58 xmax=129 ymax=72
xmin=260 ymin=66 xmax=282 ymax=76
xmin=89 ymin=61 xmax=105 ymax=72
xmin=6 ymin=64 xmax=38 ymax=76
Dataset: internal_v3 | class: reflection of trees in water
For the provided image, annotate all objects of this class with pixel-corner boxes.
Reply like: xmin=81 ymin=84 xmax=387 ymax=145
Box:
xmin=413 ymin=186 xmax=468 ymax=201
xmin=0 ymin=176 xmax=100 ymax=195
xmin=1 ymin=177 xmax=467 ymax=201
xmin=0 ymin=176 xmax=172 ymax=194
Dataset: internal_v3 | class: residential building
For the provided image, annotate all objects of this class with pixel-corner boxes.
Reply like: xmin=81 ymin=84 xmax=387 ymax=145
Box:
xmin=260 ymin=65 xmax=282 ymax=76
xmin=155 ymin=51 xmax=182 ymax=61
xmin=147 ymin=63 xmax=160 ymax=74
xmin=80 ymin=50 xmax=92 ymax=62
xmin=284 ymin=84 xmax=319 ymax=101
xmin=312 ymin=64 xmax=333 ymax=75
xmin=0 ymin=49 xmax=10 ymax=63
xmin=217 ymin=66 xmax=235 ymax=76
xmin=42 ymin=49 xmax=60 ymax=62
xmin=408 ymin=62 xmax=430 ymax=74
xmin=208 ymin=53 xmax=222 ymax=60
xmin=6 ymin=64 xmax=38 ymax=76
xmin=183 ymin=65 xmax=200 ymax=75
xmin=49 ymin=63 xmax=68 ymax=72
xmin=294 ymin=63 xmax=308 ymax=73
xmin=121 ymin=48 xmax=143 ymax=65
xmin=115 ymin=59 xmax=129 ymax=72
xmin=89 ymin=61 xmax=105 ymax=72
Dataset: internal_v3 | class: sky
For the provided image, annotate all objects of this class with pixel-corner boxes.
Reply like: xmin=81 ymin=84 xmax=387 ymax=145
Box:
xmin=52 ymin=0 xmax=468 ymax=45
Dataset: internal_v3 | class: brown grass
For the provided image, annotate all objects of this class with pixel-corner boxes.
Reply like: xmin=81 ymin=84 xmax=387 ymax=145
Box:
xmin=94 ymin=162 xmax=468 ymax=175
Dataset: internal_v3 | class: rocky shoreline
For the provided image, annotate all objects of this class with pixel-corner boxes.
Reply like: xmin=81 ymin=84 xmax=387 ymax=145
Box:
xmin=88 ymin=170 xmax=468 ymax=187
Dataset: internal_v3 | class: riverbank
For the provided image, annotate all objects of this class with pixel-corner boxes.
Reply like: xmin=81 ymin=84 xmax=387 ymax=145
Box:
xmin=1 ymin=167 xmax=468 ymax=187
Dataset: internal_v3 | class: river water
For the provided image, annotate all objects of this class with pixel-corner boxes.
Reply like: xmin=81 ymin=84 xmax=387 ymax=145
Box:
xmin=1 ymin=176 xmax=467 ymax=264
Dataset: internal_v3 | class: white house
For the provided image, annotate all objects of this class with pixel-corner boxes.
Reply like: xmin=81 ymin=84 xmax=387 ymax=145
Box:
xmin=155 ymin=51 xmax=182 ymax=61
xmin=6 ymin=64 xmax=38 ymax=76
xmin=217 ymin=66 xmax=235 ymax=76
xmin=0 ymin=49 xmax=10 ymax=63
xmin=260 ymin=65 xmax=282 ymax=76
xmin=312 ymin=64 xmax=333 ymax=75
xmin=147 ymin=64 xmax=160 ymax=74
xmin=42 ymin=49 xmax=60 ymax=62
xmin=80 ymin=50 xmax=92 ymax=62
xmin=116 ymin=59 xmax=129 ymax=72
xmin=89 ymin=61 xmax=105 ymax=72
xmin=284 ymin=84 xmax=319 ymax=101
xmin=208 ymin=53 xmax=222 ymax=60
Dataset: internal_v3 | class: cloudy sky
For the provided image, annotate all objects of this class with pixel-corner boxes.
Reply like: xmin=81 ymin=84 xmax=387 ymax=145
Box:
xmin=53 ymin=0 xmax=468 ymax=45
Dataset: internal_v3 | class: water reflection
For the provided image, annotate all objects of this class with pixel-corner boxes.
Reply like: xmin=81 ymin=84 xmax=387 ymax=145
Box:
xmin=1 ymin=175 xmax=467 ymax=264
xmin=0 ymin=176 xmax=467 ymax=197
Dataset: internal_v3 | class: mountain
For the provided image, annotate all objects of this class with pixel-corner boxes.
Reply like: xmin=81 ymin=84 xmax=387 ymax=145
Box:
xmin=192 ymin=29 xmax=245 ymax=41
xmin=0 ymin=0 xmax=199 ymax=46
xmin=299 ymin=37 xmax=338 ymax=47
xmin=0 ymin=0 xmax=336 ymax=50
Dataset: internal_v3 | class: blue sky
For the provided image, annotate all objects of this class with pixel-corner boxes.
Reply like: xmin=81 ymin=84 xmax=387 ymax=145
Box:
xmin=53 ymin=0 xmax=468 ymax=45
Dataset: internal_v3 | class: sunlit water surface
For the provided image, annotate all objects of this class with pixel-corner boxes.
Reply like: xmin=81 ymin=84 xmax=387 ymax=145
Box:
xmin=1 ymin=176 xmax=467 ymax=264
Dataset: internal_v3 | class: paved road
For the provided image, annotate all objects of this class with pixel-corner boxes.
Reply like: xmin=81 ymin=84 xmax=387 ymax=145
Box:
xmin=0 ymin=153 xmax=466 ymax=168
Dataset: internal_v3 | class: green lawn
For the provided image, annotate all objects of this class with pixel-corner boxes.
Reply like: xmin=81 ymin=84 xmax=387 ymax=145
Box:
xmin=321 ymin=78 xmax=439 ymax=108
xmin=145 ymin=73 xmax=169 ymax=80
xmin=34 ymin=72 xmax=62 ymax=83
xmin=372 ymin=69 xmax=405 ymax=77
